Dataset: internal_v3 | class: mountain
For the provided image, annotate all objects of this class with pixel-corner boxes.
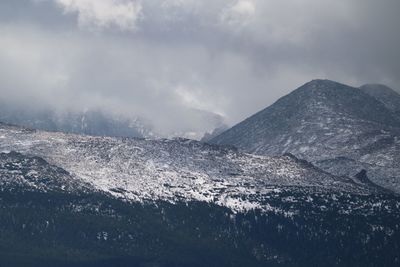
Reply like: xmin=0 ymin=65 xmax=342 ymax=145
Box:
xmin=0 ymin=122 xmax=399 ymax=266
xmin=0 ymin=104 xmax=148 ymax=138
xmin=0 ymin=101 xmax=226 ymax=141
xmin=0 ymin=122 xmax=376 ymax=210
xmin=210 ymin=80 xmax=400 ymax=193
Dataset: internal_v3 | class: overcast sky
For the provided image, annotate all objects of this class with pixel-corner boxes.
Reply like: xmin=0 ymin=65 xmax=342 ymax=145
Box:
xmin=1 ymin=0 xmax=399 ymax=134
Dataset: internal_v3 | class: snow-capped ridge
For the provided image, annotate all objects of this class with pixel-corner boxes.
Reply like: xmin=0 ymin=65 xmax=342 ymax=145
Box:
xmin=0 ymin=122 xmax=380 ymax=213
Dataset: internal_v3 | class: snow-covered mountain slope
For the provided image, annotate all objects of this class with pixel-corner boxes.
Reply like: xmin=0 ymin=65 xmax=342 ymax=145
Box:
xmin=0 ymin=122 xmax=378 ymax=213
xmin=0 ymin=151 xmax=89 ymax=193
xmin=210 ymin=80 xmax=400 ymax=193
xmin=1 ymin=122 xmax=399 ymax=266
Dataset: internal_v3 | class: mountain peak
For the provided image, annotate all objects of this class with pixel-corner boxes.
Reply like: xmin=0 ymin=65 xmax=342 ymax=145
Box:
xmin=304 ymin=79 xmax=342 ymax=88
xmin=298 ymin=79 xmax=357 ymax=96
xmin=210 ymin=80 xmax=400 ymax=193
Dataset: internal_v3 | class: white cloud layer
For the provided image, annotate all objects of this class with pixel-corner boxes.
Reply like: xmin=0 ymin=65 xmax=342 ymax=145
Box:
xmin=55 ymin=0 xmax=143 ymax=31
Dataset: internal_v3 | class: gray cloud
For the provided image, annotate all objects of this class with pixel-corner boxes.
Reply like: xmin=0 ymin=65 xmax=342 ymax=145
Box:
xmin=0 ymin=0 xmax=399 ymax=136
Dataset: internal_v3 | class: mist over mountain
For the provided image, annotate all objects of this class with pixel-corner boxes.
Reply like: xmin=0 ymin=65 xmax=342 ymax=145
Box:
xmin=360 ymin=84 xmax=400 ymax=119
xmin=2 ymin=1 xmax=400 ymax=266
xmin=0 ymin=99 xmax=226 ymax=140
xmin=211 ymin=80 xmax=400 ymax=193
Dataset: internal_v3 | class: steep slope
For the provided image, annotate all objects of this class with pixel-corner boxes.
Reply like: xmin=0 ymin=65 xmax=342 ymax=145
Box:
xmin=210 ymin=80 xmax=400 ymax=192
xmin=0 ymin=122 xmax=399 ymax=266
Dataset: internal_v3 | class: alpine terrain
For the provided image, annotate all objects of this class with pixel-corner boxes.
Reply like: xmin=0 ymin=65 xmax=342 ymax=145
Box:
xmin=2 ymin=0 xmax=399 ymax=266
xmin=0 ymin=121 xmax=399 ymax=266
xmin=210 ymin=80 xmax=400 ymax=193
